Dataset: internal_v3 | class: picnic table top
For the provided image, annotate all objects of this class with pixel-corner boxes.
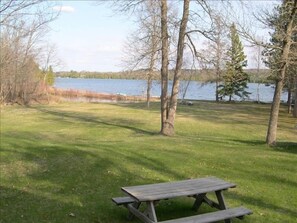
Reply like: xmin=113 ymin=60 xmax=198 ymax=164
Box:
xmin=122 ymin=176 xmax=236 ymax=202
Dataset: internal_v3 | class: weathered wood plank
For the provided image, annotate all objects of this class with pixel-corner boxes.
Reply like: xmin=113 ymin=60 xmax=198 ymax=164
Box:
xmin=122 ymin=177 xmax=235 ymax=202
xmin=192 ymin=193 xmax=206 ymax=211
xmin=160 ymin=207 xmax=252 ymax=223
xmin=146 ymin=201 xmax=158 ymax=222
xmin=123 ymin=177 xmax=234 ymax=193
xmin=112 ymin=196 xmax=136 ymax=205
xmin=123 ymin=183 xmax=235 ymax=202
xmin=126 ymin=203 xmax=155 ymax=223
xmin=202 ymin=196 xmax=220 ymax=210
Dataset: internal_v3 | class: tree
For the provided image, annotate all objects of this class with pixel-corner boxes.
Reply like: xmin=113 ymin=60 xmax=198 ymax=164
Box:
xmin=218 ymin=23 xmax=250 ymax=101
xmin=264 ymin=0 xmax=297 ymax=145
xmin=160 ymin=0 xmax=190 ymax=136
xmin=0 ymin=0 xmax=58 ymax=104
xmin=251 ymin=38 xmax=266 ymax=103
xmin=122 ymin=0 xmax=161 ymax=108
xmin=285 ymin=29 xmax=297 ymax=114
xmin=293 ymin=76 xmax=297 ymax=118
xmin=286 ymin=66 xmax=296 ymax=114
xmin=45 ymin=66 xmax=55 ymax=86
xmin=109 ymin=0 xmax=242 ymax=135
xmin=200 ymin=15 xmax=229 ymax=102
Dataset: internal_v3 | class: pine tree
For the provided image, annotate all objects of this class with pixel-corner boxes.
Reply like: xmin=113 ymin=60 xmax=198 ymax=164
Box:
xmin=218 ymin=23 xmax=250 ymax=101
xmin=45 ymin=66 xmax=55 ymax=86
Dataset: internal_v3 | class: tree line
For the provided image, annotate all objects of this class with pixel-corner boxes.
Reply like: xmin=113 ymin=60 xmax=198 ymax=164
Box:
xmin=55 ymin=69 xmax=270 ymax=82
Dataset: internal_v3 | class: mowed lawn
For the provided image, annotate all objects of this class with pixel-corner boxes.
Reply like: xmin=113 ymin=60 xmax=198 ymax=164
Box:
xmin=0 ymin=101 xmax=296 ymax=223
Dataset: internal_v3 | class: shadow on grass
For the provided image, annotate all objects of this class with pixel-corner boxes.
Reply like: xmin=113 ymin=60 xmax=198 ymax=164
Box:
xmin=231 ymin=139 xmax=297 ymax=154
xmin=273 ymin=142 xmax=297 ymax=154
xmin=30 ymin=106 xmax=157 ymax=136
xmin=0 ymin=130 xmax=188 ymax=222
xmin=116 ymin=101 xmax=271 ymax=127
xmin=231 ymin=139 xmax=266 ymax=146
xmin=229 ymin=191 xmax=297 ymax=218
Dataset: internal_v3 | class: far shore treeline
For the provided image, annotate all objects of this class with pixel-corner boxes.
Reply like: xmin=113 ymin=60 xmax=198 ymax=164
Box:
xmin=55 ymin=69 xmax=271 ymax=83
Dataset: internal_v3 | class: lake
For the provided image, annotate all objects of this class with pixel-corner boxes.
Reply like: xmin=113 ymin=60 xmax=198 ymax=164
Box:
xmin=54 ymin=78 xmax=287 ymax=102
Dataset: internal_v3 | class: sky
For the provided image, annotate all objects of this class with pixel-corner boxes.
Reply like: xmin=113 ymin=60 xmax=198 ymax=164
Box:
xmin=48 ymin=1 xmax=279 ymax=72
xmin=49 ymin=1 xmax=135 ymax=72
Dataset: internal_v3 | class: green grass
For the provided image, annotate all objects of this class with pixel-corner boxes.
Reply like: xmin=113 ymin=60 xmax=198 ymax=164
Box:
xmin=0 ymin=101 xmax=296 ymax=223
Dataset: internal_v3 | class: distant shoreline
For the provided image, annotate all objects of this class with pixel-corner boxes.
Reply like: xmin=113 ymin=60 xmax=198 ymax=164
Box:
xmin=54 ymin=68 xmax=272 ymax=83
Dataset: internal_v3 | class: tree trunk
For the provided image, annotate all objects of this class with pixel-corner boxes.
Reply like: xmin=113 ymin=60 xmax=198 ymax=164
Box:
xmin=215 ymin=80 xmax=219 ymax=102
xmin=287 ymin=87 xmax=292 ymax=114
xmin=293 ymin=77 xmax=297 ymax=118
xmin=215 ymin=64 xmax=220 ymax=102
xmin=182 ymin=78 xmax=191 ymax=101
xmin=146 ymin=4 xmax=158 ymax=109
xmin=266 ymin=0 xmax=296 ymax=146
xmin=146 ymin=74 xmax=152 ymax=108
xmin=266 ymin=80 xmax=284 ymax=145
xmin=160 ymin=0 xmax=169 ymax=133
xmin=161 ymin=0 xmax=190 ymax=136
xmin=266 ymin=0 xmax=297 ymax=146
xmin=257 ymin=83 xmax=260 ymax=103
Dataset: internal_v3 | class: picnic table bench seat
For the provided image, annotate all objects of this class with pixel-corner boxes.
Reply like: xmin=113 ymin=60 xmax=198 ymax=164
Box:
xmin=112 ymin=196 xmax=136 ymax=205
xmin=159 ymin=207 xmax=252 ymax=223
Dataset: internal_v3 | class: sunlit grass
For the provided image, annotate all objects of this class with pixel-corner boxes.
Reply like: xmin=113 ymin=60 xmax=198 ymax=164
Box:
xmin=0 ymin=101 xmax=296 ymax=223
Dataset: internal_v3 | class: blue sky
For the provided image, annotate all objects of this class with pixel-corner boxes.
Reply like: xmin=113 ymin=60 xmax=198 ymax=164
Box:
xmin=50 ymin=1 xmax=135 ymax=72
xmin=49 ymin=1 xmax=278 ymax=72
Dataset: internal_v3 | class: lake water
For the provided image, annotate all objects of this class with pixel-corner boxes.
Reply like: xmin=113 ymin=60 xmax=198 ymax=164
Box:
xmin=54 ymin=78 xmax=287 ymax=102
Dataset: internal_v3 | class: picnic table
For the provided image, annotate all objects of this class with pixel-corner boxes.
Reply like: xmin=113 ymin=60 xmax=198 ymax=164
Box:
xmin=112 ymin=177 xmax=252 ymax=223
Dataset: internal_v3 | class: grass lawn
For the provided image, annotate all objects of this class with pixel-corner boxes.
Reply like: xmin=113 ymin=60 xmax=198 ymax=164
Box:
xmin=0 ymin=101 xmax=296 ymax=223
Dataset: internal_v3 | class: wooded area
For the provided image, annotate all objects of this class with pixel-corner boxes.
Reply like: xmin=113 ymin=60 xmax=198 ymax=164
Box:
xmin=54 ymin=69 xmax=271 ymax=82
xmin=0 ymin=0 xmax=58 ymax=104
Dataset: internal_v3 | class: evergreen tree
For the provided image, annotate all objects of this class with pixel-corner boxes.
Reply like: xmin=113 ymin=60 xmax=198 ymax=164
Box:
xmin=45 ymin=66 xmax=55 ymax=86
xmin=218 ymin=23 xmax=250 ymax=101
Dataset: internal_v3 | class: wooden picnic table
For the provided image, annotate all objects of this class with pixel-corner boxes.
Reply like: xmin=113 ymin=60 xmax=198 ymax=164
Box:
xmin=112 ymin=177 xmax=252 ymax=223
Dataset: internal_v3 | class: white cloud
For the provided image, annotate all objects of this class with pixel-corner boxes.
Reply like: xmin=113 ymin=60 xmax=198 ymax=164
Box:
xmin=53 ymin=6 xmax=75 ymax=13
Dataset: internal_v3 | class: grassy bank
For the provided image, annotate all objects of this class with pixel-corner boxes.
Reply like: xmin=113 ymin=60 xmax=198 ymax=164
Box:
xmin=1 ymin=101 xmax=296 ymax=223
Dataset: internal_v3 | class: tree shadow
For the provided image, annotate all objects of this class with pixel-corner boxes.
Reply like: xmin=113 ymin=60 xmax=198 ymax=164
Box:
xmin=1 ymin=129 xmax=189 ymax=222
xmin=229 ymin=191 xmax=297 ymax=219
xmin=231 ymin=139 xmax=266 ymax=146
xmin=273 ymin=142 xmax=297 ymax=154
xmin=30 ymin=106 xmax=157 ymax=136
xmin=231 ymin=139 xmax=297 ymax=154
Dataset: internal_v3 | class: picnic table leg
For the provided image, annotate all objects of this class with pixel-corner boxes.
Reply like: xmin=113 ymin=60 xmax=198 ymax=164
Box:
xmin=127 ymin=202 xmax=141 ymax=220
xmin=143 ymin=201 xmax=158 ymax=222
xmin=192 ymin=193 xmax=206 ymax=211
xmin=215 ymin=190 xmax=231 ymax=223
